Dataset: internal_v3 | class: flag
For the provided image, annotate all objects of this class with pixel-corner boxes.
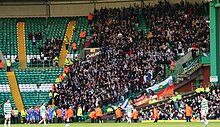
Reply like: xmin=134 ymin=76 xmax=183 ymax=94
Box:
xmin=112 ymin=99 xmax=129 ymax=110
xmin=135 ymin=94 xmax=149 ymax=106
xmin=146 ymin=76 xmax=174 ymax=98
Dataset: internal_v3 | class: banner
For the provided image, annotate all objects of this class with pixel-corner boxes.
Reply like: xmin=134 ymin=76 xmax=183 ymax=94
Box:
xmin=113 ymin=76 xmax=174 ymax=109
xmin=135 ymin=94 xmax=149 ymax=106
xmin=182 ymin=57 xmax=200 ymax=74
xmin=146 ymin=76 xmax=174 ymax=98
xmin=156 ymin=84 xmax=174 ymax=98
xmin=78 ymin=48 xmax=101 ymax=60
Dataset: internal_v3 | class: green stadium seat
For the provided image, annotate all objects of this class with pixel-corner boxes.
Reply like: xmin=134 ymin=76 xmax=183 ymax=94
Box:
xmin=25 ymin=18 xmax=68 ymax=67
xmin=14 ymin=68 xmax=62 ymax=107
xmin=68 ymin=17 xmax=91 ymax=57
xmin=0 ymin=18 xmax=18 ymax=61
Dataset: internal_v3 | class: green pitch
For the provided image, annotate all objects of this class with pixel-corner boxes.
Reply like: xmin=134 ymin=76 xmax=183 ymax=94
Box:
xmin=8 ymin=122 xmax=220 ymax=127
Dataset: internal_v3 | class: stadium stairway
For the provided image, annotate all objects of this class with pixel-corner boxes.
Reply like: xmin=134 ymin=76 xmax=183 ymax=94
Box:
xmin=6 ymin=72 xmax=24 ymax=111
xmin=58 ymin=21 xmax=76 ymax=67
xmin=17 ymin=22 xmax=27 ymax=69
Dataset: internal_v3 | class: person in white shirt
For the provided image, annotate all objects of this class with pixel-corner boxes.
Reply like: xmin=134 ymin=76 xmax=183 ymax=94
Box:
xmin=126 ymin=102 xmax=133 ymax=123
xmin=39 ymin=102 xmax=47 ymax=126
xmin=4 ymin=99 xmax=12 ymax=127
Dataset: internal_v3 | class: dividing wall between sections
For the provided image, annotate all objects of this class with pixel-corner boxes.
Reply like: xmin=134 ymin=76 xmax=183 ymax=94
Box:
xmin=0 ymin=5 xmax=48 ymax=18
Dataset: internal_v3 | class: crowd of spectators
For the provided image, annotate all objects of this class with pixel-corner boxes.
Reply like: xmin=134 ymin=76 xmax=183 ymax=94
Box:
xmin=29 ymin=37 xmax=63 ymax=67
xmin=143 ymin=1 xmax=209 ymax=56
xmin=53 ymin=1 xmax=210 ymax=116
xmin=140 ymin=87 xmax=220 ymax=121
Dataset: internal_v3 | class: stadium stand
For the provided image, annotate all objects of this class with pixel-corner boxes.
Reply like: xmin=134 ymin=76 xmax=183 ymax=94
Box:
xmin=51 ymin=1 xmax=210 ymax=120
xmin=68 ymin=17 xmax=91 ymax=56
xmin=0 ymin=1 xmax=213 ymax=125
xmin=0 ymin=19 xmax=18 ymax=61
xmin=25 ymin=18 xmax=45 ymax=57
xmin=14 ymin=68 xmax=62 ymax=107
xmin=25 ymin=18 xmax=68 ymax=67
xmin=142 ymin=1 xmax=209 ymax=57
xmin=53 ymin=6 xmax=167 ymax=115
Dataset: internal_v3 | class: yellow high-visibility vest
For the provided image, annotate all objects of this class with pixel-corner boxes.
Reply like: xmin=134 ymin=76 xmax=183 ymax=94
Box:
xmin=21 ymin=110 xmax=26 ymax=117
xmin=205 ymin=87 xmax=210 ymax=93
xmin=77 ymin=107 xmax=83 ymax=116
xmin=14 ymin=110 xmax=19 ymax=116
xmin=6 ymin=60 xmax=11 ymax=67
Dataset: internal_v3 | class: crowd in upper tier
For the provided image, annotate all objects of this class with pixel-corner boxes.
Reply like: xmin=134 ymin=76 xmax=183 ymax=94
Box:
xmin=143 ymin=1 xmax=209 ymax=54
xmin=52 ymin=1 xmax=210 ymax=116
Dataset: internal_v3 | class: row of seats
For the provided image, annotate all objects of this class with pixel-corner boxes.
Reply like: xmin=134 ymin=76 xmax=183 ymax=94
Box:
xmin=68 ymin=17 xmax=91 ymax=55
xmin=0 ymin=19 xmax=18 ymax=57
xmin=0 ymin=85 xmax=10 ymax=92
xmin=15 ymin=68 xmax=62 ymax=108
xmin=25 ymin=18 xmax=69 ymax=67
xmin=1 ymin=17 xmax=88 ymax=67
xmin=25 ymin=18 xmax=69 ymax=55
xmin=0 ymin=70 xmax=8 ymax=84
xmin=0 ymin=92 xmax=15 ymax=107
xmin=15 ymin=68 xmax=62 ymax=84
xmin=25 ymin=18 xmax=46 ymax=55
xmin=20 ymin=92 xmax=49 ymax=108
xmin=0 ymin=59 xmax=61 ymax=107
xmin=46 ymin=18 xmax=68 ymax=39
xmin=19 ymin=84 xmax=51 ymax=92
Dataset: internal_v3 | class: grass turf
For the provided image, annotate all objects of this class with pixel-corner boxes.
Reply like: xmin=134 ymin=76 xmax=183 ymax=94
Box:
xmin=8 ymin=122 xmax=220 ymax=127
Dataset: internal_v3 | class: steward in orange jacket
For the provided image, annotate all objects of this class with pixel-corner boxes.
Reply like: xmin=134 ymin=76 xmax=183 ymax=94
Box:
xmin=80 ymin=31 xmax=86 ymax=38
xmin=115 ymin=107 xmax=122 ymax=123
xmin=56 ymin=108 xmax=62 ymax=123
xmin=88 ymin=13 xmax=93 ymax=21
xmin=132 ymin=108 xmax=139 ymax=122
xmin=153 ymin=107 xmax=159 ymax=123
xmin=185 ymin=104 xmax=192 ymax=122
xmin=72 ymin=42 xmax=77 ymax=53
xmin=96 ymin=106 xmax=103 ymax=123
xmin=67 ymin=107 xmax=74 ymax=122
xmin=88 ymin=13 xmax=93 ymax=24
xmin=89 ymin=109 xmax=96 ymax=123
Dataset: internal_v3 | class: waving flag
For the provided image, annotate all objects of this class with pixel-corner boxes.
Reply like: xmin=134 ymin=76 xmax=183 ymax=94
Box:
xmin=146 ymin=76 xmax=174 ymax=98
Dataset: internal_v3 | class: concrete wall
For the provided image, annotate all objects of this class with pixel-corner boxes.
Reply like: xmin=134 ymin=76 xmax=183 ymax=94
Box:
xmin=50 ymin=4 xmax=94 ymax=17
xmin=0 ymin=0 xmax=207 ymax=18
xmin=0 ymin=5 xmax=48 ymax=17
xmin=175 ymin=80 xmax=195 ymax=92
xmin=202 ymin=65 xmax=210 ymax=87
